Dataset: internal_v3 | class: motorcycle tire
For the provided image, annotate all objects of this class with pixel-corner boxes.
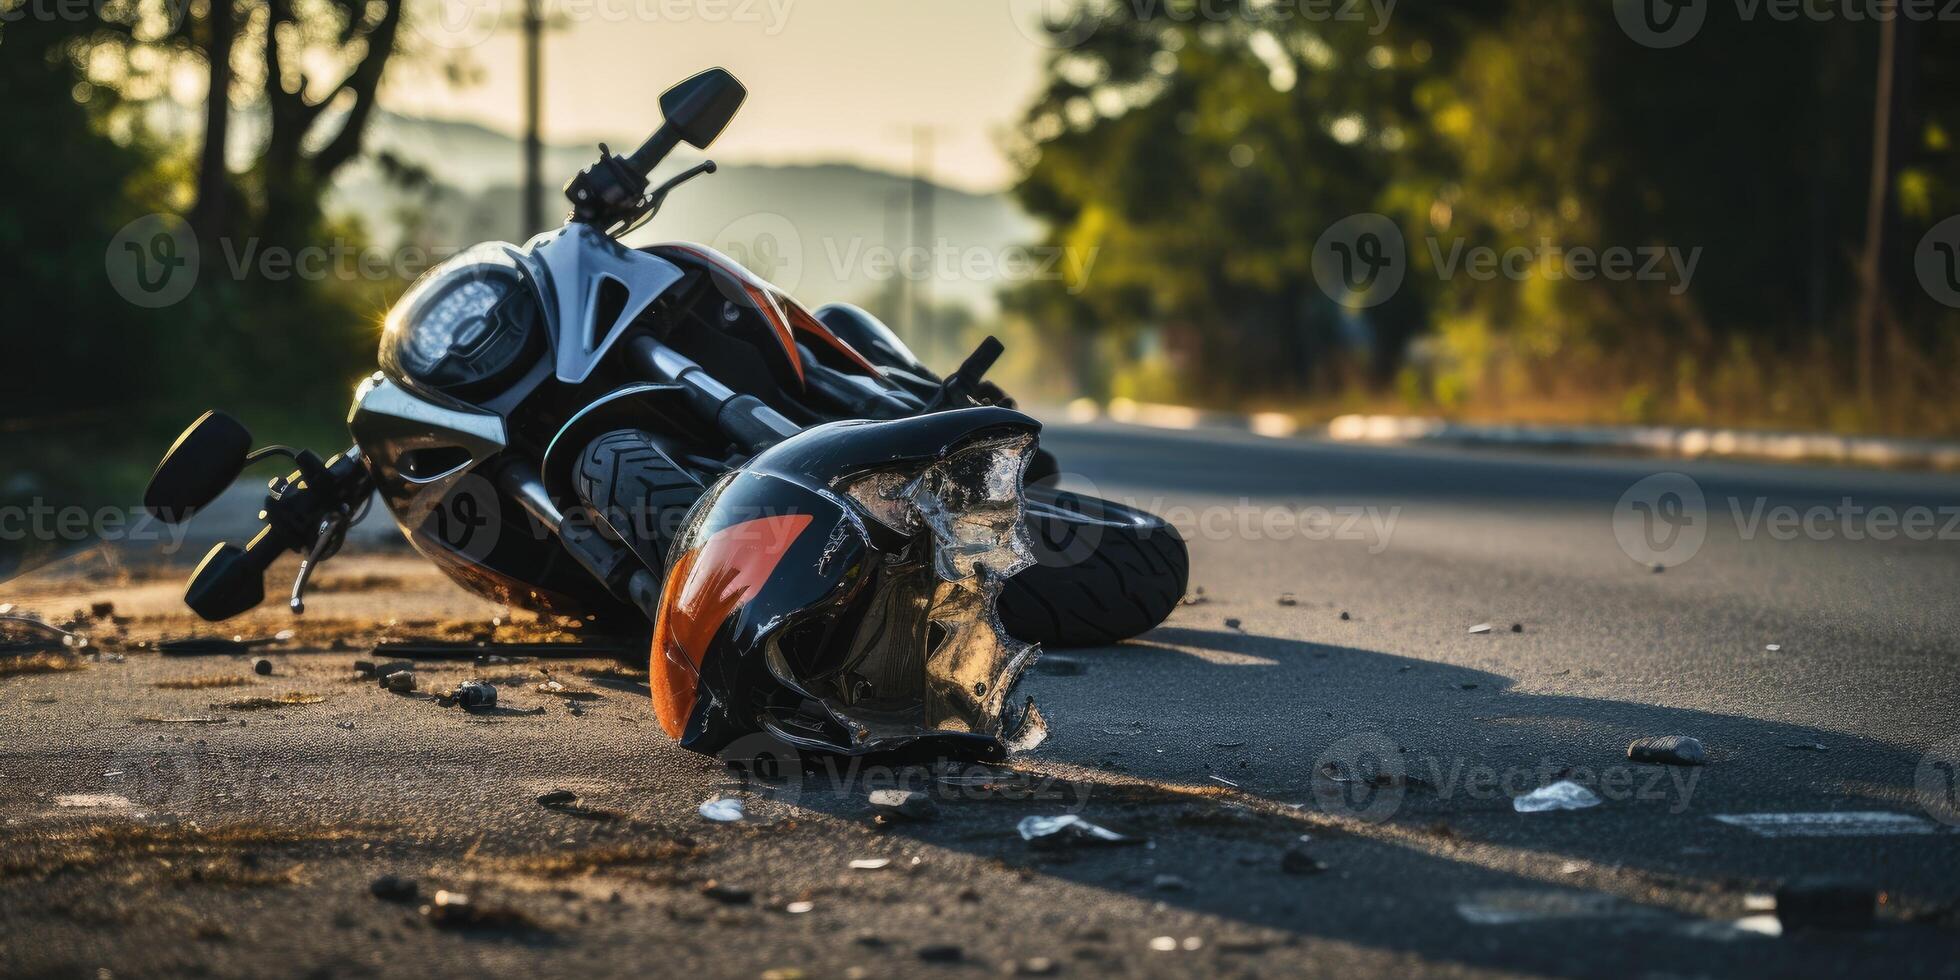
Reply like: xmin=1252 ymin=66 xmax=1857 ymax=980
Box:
xmin=575 ymin=428 xmax=705 ymax=572
xmin=998 ymin=487 xmax=1188 ymax=648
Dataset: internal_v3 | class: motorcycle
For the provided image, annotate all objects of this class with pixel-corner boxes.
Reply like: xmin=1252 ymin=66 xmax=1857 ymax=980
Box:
xmin=141 ymin=68 xmax=1187 ymax=757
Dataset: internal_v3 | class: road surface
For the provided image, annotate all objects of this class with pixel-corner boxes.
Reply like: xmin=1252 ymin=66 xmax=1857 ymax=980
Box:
xmin=4 ymin=420 xmax=1959 ymax=977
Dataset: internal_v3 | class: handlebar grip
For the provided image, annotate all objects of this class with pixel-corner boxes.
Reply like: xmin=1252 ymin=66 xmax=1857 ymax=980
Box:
xmin=184 ymin=524 xmax=289 ymax=621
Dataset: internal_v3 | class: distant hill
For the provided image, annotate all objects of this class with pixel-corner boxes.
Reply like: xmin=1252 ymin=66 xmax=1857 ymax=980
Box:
xmin=332 ymin=112 xmax=1043 ymax=314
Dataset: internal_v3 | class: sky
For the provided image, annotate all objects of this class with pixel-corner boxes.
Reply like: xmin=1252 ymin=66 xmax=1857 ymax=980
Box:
xmin=381 ymin=0 xmax=1069 ymax=192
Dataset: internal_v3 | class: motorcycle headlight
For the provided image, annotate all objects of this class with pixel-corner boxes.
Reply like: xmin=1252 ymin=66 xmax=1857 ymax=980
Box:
xmin=380 ymin=245 xmax=542 ymax=398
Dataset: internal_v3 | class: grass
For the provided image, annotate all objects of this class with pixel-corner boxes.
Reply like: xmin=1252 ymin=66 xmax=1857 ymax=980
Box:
xmin=217 ymin=692 xmax=326 ymax=710
xmin=0 ymin=653 xmax=85 ymax=678
xmin=154 ymin=675 xmax=254 ymax=690
xmin=1 ymin=822 xmax=371 ymax=882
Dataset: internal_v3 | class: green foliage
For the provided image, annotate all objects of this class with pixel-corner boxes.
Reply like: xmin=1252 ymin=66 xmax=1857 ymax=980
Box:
xmin=1012 ymin=0 xmax=1960 ymax=436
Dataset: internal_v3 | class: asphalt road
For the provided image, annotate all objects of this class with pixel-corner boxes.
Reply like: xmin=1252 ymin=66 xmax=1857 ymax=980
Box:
xmin=5 ymin=421 xmax=1960 ymax=978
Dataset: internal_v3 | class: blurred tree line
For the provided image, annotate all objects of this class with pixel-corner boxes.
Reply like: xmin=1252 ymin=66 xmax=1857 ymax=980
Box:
xmin=1006 ymin=0 xmax=1960 ymax=435
xmin=0 ymin=0 xmax=421 ymax=550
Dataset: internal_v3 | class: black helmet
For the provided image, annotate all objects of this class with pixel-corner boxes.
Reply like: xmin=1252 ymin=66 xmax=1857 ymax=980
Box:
xmin=645 ymin=407 xmax=1049 ymax=759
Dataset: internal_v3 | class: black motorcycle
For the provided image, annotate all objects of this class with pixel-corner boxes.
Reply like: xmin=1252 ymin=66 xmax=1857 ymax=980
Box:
xmin=143 ymin=68 xmax=1187 ymax=756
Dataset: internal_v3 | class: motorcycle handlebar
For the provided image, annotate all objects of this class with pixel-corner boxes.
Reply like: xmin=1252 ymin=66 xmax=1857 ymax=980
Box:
xmin=181 ymin=446 xmax=369 ymax=622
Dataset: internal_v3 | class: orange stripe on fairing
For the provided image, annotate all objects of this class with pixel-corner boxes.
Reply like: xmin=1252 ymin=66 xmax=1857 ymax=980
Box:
xmin=646 ymin=513 xmax=814 ymax=740
xmin=785 ymin=302 xmax=883 ymax=376
xmin=663 ymin=243 xmax=805 ymax=385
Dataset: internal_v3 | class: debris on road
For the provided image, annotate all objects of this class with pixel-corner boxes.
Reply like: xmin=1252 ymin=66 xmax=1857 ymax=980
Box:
xmin=383 ymin=670 xmax=417 ymax=694
xmin=783 ymin=900 xmax=814 ymax=914
xmin=1510 ymin=623 xmax=1524 ymax=633
xmin=1765 ymin=643 xmax=1782 ymax=652
xmin=1339 ymin=610 xmax=1351 ymax=620
xmin=369 ymin=874 xmax=419 ymax=902
xmin=421 ymin=889 xmax=539 ymax=932
xmin=1277 ymin=593 xmax=1298 ymax=606
xmin=1153 ymin=874 xmax=1191 ymax=891
xmin=699 ymin=797 xmax=746 ymax=823
xmin=371 ymin=661 xmax=413 ymax=687
xmin=536 ymin=789 xmax=578 ymax=809
xmin=917 ymin=944 xmax=963 ymax=963
xmin=1627 ymin=735 xmax=1707 ymax=766
xmin=1032 ymin=655 xmax=1086 ymax=676
xmin=1224 ymin=618 xmax=1242 ymax=630
xmin=1280 ymin=846 xmax=1327 ymax=875
xmin=849 ymin=858 xmax=892 ymax=871
xmin=1017 ymin=814 xmax=1143 ymax=848
xmin=1773 ymin=877 xmax=1876 ymax=931
xmin=443 ymin=679 xmax=498 ymax=710
xmin=158 ymin=630 xmax=295 ymax=656
xmin=252 ymin=658 xmax=272 ymax=676
xmin=1783 ymin=741 xmax=1830 ymax=752
xmin=1512 ymin=780 xmax=1602 ymax=813
xmin=1468 ymin=623 xmax=1493 ymax=634
xmin=699 ymin=881 xmax=752 ymax=904
xmin=868 ymin=788 xmax=938 ymax=822
xmin=1 ymin=616 xmax=85 ymax=654
xmin=1180 ymin=587 xmax=1208 ymax=606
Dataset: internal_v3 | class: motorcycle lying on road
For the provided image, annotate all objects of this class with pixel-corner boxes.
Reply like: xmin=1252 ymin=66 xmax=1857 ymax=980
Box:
xmin=142 ymin=68 xmax=1187 ymax=758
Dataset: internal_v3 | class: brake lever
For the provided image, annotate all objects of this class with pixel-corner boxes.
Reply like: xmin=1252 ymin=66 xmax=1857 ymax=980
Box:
xmin=287 ymin=492 xmax=369 ymax=614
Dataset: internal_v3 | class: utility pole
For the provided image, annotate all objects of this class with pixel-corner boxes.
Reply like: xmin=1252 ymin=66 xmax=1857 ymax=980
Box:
xmin=522 ymin=0 xmax=544 ymax=237
xmin=1853 ymin=13 xmax=1898 ymax=408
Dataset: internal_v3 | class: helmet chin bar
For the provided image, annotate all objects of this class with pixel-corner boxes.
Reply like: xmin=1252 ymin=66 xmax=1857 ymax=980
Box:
xmin=762 ymin=434 xmax=1046 ymax=756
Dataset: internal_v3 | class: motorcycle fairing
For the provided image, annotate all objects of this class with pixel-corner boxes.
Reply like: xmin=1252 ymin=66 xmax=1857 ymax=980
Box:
xmin=650 ymin=242 xmax=884 ymax=384
xmin=650 ymin=408 xmax=1048 ymax=757
xmin=520 ymin=224 xmax=687 ymax=385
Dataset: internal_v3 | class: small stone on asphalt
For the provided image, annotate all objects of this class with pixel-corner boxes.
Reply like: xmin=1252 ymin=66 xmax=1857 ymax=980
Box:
xmin=369 ymin=874 xmax=418 ymax=902
xmin=868 ymin=788 xmax=938 ymax=821
xmin=252 ymin=658 xmax=272 ymax=675
xmin=1627 ymin=735 xmax=1706 ymax=766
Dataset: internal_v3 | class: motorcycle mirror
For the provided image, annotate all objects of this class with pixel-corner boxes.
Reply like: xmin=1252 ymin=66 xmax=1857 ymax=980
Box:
xmin=144 ymin=410 xmax=253 ymax=524
xmin=658 ymin=68 xmax=746 ymax=149
xmin=184 ymin=541 xmax=265 ymax=621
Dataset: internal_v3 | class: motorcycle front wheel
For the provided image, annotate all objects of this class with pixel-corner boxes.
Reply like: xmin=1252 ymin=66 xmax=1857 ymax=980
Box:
xmin=999 ymin=486 xmax=1188 ymax=648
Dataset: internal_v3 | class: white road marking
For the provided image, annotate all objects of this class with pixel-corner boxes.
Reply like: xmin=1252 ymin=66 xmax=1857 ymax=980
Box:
xmin=1712 ymin=811 xmax=1941 ymax=837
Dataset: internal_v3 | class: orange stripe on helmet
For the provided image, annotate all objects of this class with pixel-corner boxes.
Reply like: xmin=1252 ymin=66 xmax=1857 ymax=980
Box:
xmin=647 ymin=513 xmax=814 ymax=740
